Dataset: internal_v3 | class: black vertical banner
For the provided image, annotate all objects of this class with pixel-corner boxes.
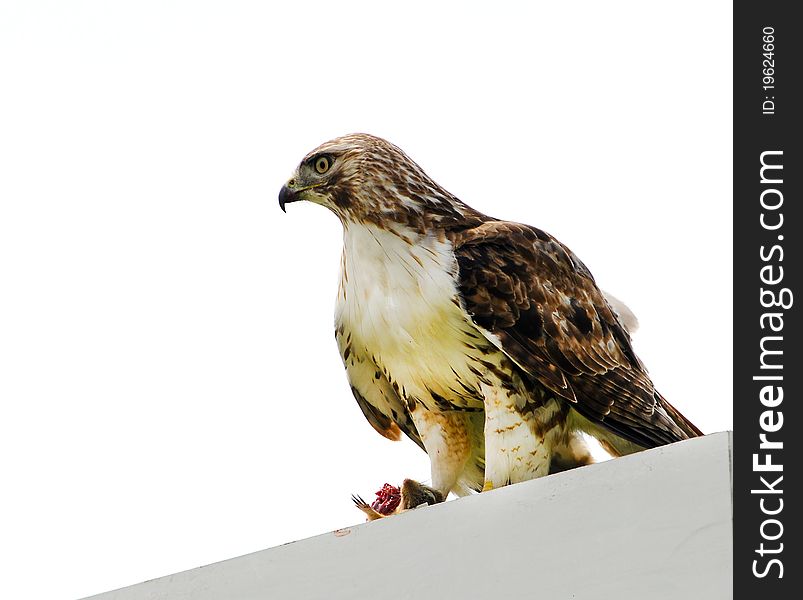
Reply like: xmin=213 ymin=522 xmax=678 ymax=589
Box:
xmin=734 ymin=3 xmax=800 ymax=598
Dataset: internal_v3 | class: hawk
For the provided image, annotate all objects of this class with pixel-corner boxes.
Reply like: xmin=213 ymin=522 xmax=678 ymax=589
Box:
xmin=279 ymin=133 xmax=701 ymax=497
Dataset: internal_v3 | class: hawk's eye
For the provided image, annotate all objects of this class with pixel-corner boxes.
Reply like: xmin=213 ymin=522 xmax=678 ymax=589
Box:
xmin=314 ymin=156 xmax=331 ymax=174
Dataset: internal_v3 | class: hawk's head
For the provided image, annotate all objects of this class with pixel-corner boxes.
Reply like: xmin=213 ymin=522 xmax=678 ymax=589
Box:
xmin=279 ymin=133 xmax=480 ymax=230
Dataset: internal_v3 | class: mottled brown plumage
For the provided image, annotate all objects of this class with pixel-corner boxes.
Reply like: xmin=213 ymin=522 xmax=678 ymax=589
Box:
xmin=452 ymin=220 xmax=701 ymax=448
xmin=279 ymin=133 xmax=701 ymax=498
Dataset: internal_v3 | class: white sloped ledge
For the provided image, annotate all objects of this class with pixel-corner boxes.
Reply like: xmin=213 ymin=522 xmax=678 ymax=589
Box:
xmin=84 ymin=431 xmax=733 ymax=600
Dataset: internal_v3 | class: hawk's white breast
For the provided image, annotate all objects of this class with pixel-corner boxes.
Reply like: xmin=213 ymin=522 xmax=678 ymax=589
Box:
xmin=335 ymin=223 xmax=490 ymax=410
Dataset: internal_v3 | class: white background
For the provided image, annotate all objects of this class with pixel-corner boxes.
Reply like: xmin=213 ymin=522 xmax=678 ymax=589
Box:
xmin=0 ymin=2 xmax=732 ymax=599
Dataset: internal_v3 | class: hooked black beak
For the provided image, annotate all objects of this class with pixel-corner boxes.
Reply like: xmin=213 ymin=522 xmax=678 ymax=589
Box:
xmin=278 ymin=185 xmax=298 ymax=213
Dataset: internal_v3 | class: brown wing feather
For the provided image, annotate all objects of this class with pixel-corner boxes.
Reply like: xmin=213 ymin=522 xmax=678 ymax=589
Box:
xmin=453 ymin=221 xmax=701 ymax=448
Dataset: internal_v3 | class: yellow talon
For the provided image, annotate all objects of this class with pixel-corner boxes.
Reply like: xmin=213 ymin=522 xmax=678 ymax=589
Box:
xmin=482 ymin=481 xmax=494 ymax=492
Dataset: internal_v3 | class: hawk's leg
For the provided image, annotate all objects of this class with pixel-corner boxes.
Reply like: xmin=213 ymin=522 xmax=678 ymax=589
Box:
xmin=550 ymin=430 xmax=595 ymax=473
xmin=568 ymin=411 xmax=646 ymax=458
xmin=480 ymin=383 xmax=568 ymax=490
xmin=408 ymin=406 xmax=472 ymax=498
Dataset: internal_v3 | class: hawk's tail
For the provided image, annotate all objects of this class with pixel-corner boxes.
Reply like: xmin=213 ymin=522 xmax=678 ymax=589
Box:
xmin=658 ymin=392 xmax=704 ymax=440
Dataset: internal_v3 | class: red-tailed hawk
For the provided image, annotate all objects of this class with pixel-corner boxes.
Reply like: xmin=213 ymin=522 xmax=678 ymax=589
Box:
xmin=279 ymin=133 xmax=701 ymax=497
